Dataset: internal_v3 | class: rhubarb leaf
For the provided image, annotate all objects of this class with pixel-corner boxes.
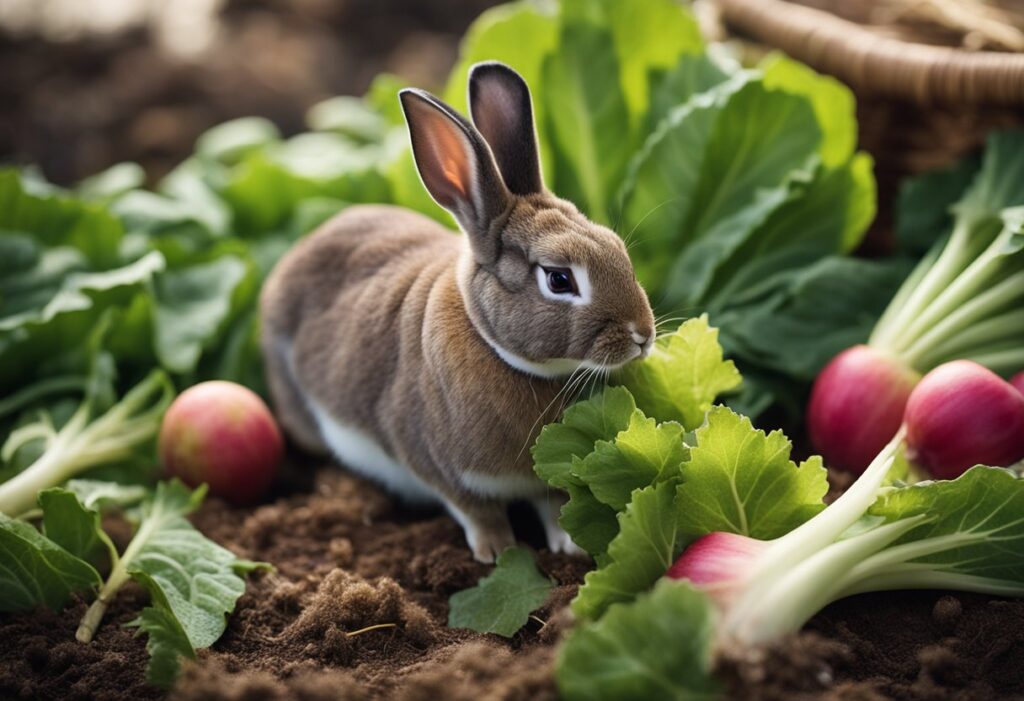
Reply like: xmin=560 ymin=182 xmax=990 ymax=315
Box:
xmin=616 ymin=315 xmax=741 ymax=429
xmin=448 ymin=546 xmax=553 ymax=637
xmin=558 ymin=579 xmax=719 ymax=701
xmin=868 ymin=466 xmax=1024 ymax=581
xmin=573 ymin=481 xmax=683 ymax=620
xmin=574 ymin=412 xmax=688 ymax=511
xmin=676 ymin=406 xmax=828 ymax=539
xmin=0 ymin=512 xmax=100 ymax=612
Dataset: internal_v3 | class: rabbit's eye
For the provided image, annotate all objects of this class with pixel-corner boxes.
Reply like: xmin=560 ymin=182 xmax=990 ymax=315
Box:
xmin=544 ymin=266 xmax=578 ymax=296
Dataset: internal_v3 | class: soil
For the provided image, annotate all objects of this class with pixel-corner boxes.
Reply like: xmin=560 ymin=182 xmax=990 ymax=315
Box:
xmin=2 ymin=461 xmax=1023 ymax=701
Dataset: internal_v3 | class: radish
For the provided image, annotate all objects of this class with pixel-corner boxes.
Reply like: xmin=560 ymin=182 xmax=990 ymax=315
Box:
xmin=1012 ymin=370 xmax=1024 ymax=396
xmin=807 ymin=345 xmax=920 ymax=474
xmin=904 ymin=361 xmax=1024 ymax=479
xmin=806 ymin=138 xmax=1024 ymax=474
xmin=159 ymin=381 xmax=283 ymax=504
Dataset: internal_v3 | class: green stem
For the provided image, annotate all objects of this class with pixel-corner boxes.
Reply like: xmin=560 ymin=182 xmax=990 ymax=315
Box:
xmin=723 ymin=515 xmax=926 ymax=645
xmin=722 ymin=434 xmax=902 ymax=631
xmin=838 ymin=565 xmax=1024 ymax=598
xmin=963 ymin=347 xmax=1024 ymax=375
xmin=900 ymin=270 xmax=1024 ymax=368
xmin=891 ymin=222 xmax=1008 ymax=353
xmin=869 ymin=245 xmax=942 ymax=348
xmin=870 ymin=220 xmax=974 ymax=348
xmin=913 ymin=308 xmax=1024 ymax=369
xmin=76 ymin=508 xmax=157 ymax=643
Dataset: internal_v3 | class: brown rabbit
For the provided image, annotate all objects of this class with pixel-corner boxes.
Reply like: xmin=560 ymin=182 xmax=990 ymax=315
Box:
xmin=260 ymin=62 xmax=655 ymax=562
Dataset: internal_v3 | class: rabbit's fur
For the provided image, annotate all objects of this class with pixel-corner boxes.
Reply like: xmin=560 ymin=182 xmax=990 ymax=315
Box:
xmin=261 ymin=62 xmax=655 ymax=561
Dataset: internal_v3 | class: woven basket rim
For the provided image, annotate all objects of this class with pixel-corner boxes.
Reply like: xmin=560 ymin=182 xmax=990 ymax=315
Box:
xmin=718 ymin=0 xmax=1024 ymax=104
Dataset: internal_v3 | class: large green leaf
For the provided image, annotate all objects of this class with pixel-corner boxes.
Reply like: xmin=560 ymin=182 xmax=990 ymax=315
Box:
xmin=572 ymin=481 xmax=683 ymax=620
xmin=675 ymin=406 xmax=828 ymax=539
xmin=151 ymin=254 xmax=254 ymax=375
xmin=532 ymin=385 xmax=637 ymax=488
xmin=760 ymin=54 xmax=856 ymax=168
xmin=542 ymin=21 xmax=632 ymax=223
xmin=558 ymin=579 xmax=718 ymax=701
xmin=0 ymin=251 xmax=165 ymax=393
xmin=0 ymin=512 xmax=100 ymax=611
xmin=560 ymin=482 xmax=620 ymax=560
xmin=574 ymin=412 xmax=687 ymax=511
xmin=868 ymin=466 xmax=1024 ymax=581
xmin=0 ymin=170 xmax=123 ymax=268
xmin=715 ymin=254 xmax=914 ymax=381
xmin=124 ymin=481 xmax=258 ymax=650
xmin=616 ymin=315 xmax=741 ymax=429
xmin=447 ymin=546 xmax=553 ymax=637
xmin=562 ymin=0 xmax=704 ymax=126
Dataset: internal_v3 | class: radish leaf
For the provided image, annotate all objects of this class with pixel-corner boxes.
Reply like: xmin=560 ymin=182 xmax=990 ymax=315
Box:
xmin=558 ymin=579 xmax=718 ymax=701
xmin=676 ymin=406 xmax=828 ymax=539
xmin=448 ymin=546 xmax=553 ymax=637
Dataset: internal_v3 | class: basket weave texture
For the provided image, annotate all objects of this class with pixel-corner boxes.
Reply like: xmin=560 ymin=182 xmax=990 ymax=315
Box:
xmin=717 ymin=0 xmax=1024 ymax=250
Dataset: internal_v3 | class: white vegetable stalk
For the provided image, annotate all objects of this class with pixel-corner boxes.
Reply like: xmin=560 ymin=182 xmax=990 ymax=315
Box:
xmin=0 ymin=371 xmax=172 ymax=518
xmin=674 ymin=431 xmax=1024 ymax=648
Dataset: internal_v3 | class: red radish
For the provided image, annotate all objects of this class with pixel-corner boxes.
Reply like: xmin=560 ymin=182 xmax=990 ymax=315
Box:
xmin=159 ymin=381 xmax=283 ymax=504
xmin=904 ymin=361 xmax=1024 ymax=480
xmin=807 ymin=345 xmax=920 ymax=474
xmin=1012 ymin=371 xmax=1024 ymax=396
xmin=667 ymin=531 xmax=766 ymax=609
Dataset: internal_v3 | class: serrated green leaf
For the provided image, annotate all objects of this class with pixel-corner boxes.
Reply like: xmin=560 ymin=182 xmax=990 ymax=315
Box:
xmin=124 ymin=481 xmax=254 ymax=650
xmin=532 ymin=386 xmax=637 ymax=488
xmin=129 ymin=604 xmax=195 ymax=688
xmin=447 ymin=546 xmax=553 ymax=637
xmin=572 ymin=481 xmax=683 ymax=620
xmin=616 ymin=315 xmax=740 ymax=429
xmin=561 ymin=482 xmax=619 ymax=561
xmin=676 ymin=406 xmax=828 ymax=539
xmin=63 ymin=479 xmax=148 ymax=511
xmin=558 ymin=579 xmax=718 ymax=701
xmin=0 ymin=512 xmax=100 ymax=611
xmin=575 ymin=412 xmax=687 ymax=510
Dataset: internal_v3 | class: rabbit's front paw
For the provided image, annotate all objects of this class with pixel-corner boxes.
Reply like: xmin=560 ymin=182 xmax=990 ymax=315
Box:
xmin=465 ymin=522 xmax=516 ymax=563
xmin=532 ymin=494 xmax=585 ymax=556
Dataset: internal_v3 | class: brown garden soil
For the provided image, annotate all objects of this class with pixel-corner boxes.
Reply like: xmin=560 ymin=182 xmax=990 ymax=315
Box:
xmin=2 ymin=460 xmax=1024 ymax=701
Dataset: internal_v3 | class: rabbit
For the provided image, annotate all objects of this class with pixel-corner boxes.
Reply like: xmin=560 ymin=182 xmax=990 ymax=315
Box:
xmin=260 ymin=61 xmax=656 ymax=562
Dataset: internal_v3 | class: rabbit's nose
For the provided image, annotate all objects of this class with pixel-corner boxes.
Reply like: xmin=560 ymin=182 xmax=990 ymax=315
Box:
xmin=629 ymin=324 xmax=654 ymax=357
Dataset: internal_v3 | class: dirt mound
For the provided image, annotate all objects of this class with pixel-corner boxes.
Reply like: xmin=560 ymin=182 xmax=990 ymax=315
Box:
xmin=3 ymin=465 xmax=1024 ymax=701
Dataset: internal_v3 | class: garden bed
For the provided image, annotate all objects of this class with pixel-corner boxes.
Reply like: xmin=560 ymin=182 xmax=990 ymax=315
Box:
xmin=3 ymin=462 xmax=1022 ymax=701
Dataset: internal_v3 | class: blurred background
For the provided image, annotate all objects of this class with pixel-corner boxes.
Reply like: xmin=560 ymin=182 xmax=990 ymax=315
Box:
xmin=0 ymin=0 xmax=501 ymax=185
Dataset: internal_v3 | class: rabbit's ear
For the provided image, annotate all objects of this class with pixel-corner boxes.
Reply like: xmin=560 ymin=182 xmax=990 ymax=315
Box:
xmin=469 ymin=62 xmax=543 ymax=196
xmin=400 ymin=88 xmax=510 ymax=262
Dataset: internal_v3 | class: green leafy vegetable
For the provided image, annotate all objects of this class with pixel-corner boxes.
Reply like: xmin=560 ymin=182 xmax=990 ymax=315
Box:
xmin=74 ymin=481 xmax=263 ymax=685
xmin=447 ymin=546 xmax=553 ymax=637
xmin=675 ymin=406 xmax=828 ymax=539
xmin=0 ymin=512 xmax=101 ymax=612
xmin=616 ymin=315 xmax=741 ymax=428
xmin=558 ymin=579 xmax=718 ymax=701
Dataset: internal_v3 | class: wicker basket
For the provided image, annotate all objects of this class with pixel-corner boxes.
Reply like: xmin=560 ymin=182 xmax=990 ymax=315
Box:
xmin=713 ymin=0 xmax=1024 ymax=251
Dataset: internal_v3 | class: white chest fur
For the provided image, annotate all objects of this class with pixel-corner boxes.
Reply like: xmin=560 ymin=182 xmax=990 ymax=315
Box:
xmin=306 ymin=399 xmax=439 ymax=505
